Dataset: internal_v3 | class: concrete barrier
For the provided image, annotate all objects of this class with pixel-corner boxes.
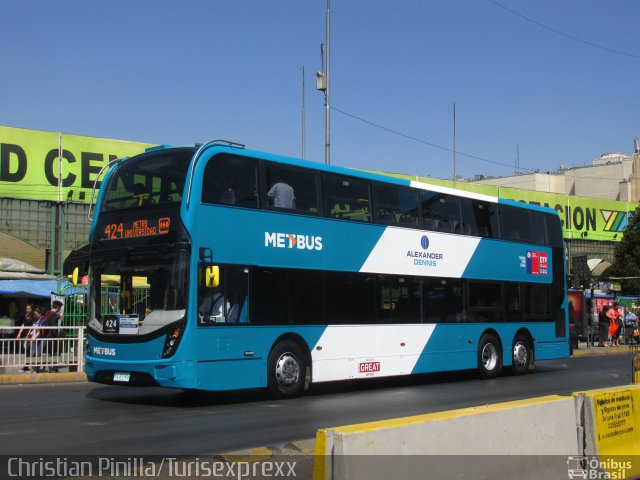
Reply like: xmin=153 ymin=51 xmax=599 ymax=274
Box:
xmin=314 ymin=395 xmax=580 ymax=480
xmin=314 ymin=385 xmax=640 ymax=480
xmin=576 ymin=385 xmax=640 ymax=479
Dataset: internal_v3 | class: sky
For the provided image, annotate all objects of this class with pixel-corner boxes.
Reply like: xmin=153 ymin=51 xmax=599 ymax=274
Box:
xmin=1 ymin=0 xmax=639 ymax=181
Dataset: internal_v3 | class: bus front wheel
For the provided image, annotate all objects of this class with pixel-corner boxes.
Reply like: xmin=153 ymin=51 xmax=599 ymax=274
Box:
xmin=477 ymin=333 xmax=502 ymax=379
xmin=267 ymin=340 xmax=307 ymax=399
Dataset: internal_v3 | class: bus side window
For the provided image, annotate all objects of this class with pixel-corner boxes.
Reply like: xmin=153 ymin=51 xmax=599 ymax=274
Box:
xmin=500 ymin=205 xmax=532 ymax=242
xmin=323 ymin=174 xmax=371 ymax=223
xmin=531 ymin=211 xmax=548 ymax=244
xmin=422 ymin=192 xmax=462 ymax=232
xmin=264 ymin=164 xmax=318 ymax=213
xmin=424 ymin=278 xmax=464 ymax=323
xmin=226 ymin=267 xmax=248 ymax=323
xmin=374 ymin=184 xmax=419 ymax=226
xmin=202 ymin=155 xmax=259 ymax=209
xmin=470 ymin=200 xmax=499 ymax=238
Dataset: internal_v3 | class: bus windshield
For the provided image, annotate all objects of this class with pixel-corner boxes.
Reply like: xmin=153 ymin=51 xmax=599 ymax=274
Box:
xmin=100 ymin=147 xmax=194 ymax=212
xmin=88 ymin=250 xmax=188 ymax=335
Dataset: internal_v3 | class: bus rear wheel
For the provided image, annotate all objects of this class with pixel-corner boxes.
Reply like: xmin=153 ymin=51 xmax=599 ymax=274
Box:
xmin=477 ymin=333 xmax=502 ymax=379
xmin=510 ymin=334 xmax=532 ymax=375
xmin=267 ymin=340 xmax=307 ymax=399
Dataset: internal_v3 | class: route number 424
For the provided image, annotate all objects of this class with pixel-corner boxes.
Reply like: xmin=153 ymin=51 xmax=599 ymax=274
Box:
xmin=104 ymin=223 xmax=124 ymax=240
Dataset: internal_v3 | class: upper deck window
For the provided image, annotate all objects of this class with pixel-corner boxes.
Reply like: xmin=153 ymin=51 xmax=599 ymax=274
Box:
xmin=421 ymin=192 xmax=462 ymax=233
xmin=101 ymin=148 xmax=193 ymax=212
xmin=374 ymin=184 xmax=419 ymax=226
xmin=546 ymin=214 xmax=564 ymax=248
xmin=468 ymin=200 xmax=500 ymax=238
xmin=531 ymin=211 xmax=548 ymax=245
xmin=500 ymin=205 xmax=533 ymax=242
xmin=322 ymin=174 xmax=372 ymax=222
xmin=264 ymin=164 xmax=318 ymax=213
xmin=202 ymin=154 xmax=259 ymax=209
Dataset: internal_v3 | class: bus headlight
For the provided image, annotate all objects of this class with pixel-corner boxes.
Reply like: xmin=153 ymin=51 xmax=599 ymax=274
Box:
xmin=162 ymin=326 xmax=183 ymax=358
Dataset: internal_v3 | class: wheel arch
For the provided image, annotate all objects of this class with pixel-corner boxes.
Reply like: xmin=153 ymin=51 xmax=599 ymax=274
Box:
xmin=269 ymin=332 xmax=313 ymax=379
xmin=479 ymin=328 xmax=503 ymax=351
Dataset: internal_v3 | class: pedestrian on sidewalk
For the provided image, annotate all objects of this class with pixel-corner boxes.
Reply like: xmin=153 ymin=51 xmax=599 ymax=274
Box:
xmin=624 ymin=308 xmax=637 ymax=345
xmin=43 ymin=300 xmax=63 ymax=373
xmin=607 ymin=303 xmax=622 ymax=347
xmin=627 ymin=308 xmax=640 ymax=345
xmin=597 ymin=305 xmax=610 ymax=347
xmin=23 ymin=308 xmax=44 ymax=373
xmin=15 ymin=304 xmax=34 ymax=354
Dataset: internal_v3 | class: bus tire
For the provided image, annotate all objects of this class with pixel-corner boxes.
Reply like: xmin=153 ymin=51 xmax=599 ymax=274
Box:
xmin=477 ymin=333 xmax=502 ymax=379
xmin=510 ymin=334 xmax=532 ymax=375
xmin=267 ymin=340 xmax=307 ymax=399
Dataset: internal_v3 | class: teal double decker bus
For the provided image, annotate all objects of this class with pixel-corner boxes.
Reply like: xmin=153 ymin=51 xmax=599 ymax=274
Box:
xmin=85 ymin=140 xmax=568 ymax=398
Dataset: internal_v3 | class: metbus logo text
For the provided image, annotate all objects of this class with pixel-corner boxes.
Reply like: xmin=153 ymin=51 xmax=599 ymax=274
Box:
xmin=265 ymin=232 xmax=323 ymax=251
xmin=93 ymin=346 xmax=116 ymax=356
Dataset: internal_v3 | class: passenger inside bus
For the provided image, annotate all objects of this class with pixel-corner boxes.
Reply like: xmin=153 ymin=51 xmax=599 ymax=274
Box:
xmin=267 ymin=180 xmax=296 ymax=209
xmin=219 ymin=188 xmax=236 ymax=205
xmin=198 ymin=287 xmax=230 ymax=324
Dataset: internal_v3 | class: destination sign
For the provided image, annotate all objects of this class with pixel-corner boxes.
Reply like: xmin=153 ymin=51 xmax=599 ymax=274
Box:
xmin=101 ymin=216 xmax=171 ymax=240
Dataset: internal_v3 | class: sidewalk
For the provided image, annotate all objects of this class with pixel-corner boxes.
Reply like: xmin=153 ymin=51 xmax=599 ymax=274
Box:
xmin=572 ymin=341 xmax=636 ymax=356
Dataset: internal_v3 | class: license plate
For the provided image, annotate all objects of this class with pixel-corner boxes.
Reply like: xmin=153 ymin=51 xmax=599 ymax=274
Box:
xmin=113 ymin=372 xmax=130 ymax=382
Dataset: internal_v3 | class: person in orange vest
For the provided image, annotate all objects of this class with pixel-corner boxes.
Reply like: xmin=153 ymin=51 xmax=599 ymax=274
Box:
xmin=606 ymin=303 xmax=622 ymax=347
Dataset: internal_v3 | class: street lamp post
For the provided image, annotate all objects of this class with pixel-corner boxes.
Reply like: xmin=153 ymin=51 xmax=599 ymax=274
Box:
xmin=316 ymin=0 xmax=330 ymax=165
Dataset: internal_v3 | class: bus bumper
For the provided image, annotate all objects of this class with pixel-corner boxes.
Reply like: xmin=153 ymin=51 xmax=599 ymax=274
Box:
xmin=85 ymin=358 xmax=195 ymax=388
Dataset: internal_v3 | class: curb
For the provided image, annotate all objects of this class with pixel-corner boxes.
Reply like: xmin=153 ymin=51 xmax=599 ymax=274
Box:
xmin=572 ymin=347 xmax=631 ymax=357
xmin=0 ymin=372 xmax=87 ymax=385
xmin=218 ymin=447 xmax=273 ymax=463
xmin=286 ymin=439 xmax=316 ymax=454
xmin=217 ymin=439 xmax=316 ymax=464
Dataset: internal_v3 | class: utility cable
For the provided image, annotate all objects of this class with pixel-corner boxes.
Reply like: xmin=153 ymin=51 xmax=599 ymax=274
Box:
xmin=488 ymin=0 xmax=640 ymax=59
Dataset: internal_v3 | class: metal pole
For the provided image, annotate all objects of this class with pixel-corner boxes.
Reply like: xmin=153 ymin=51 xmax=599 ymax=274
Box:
xmin=325 ymin=0 xmax=331 ymax=165
xmin=49 ymin=204 xmax=56 ymax=275
xmin=58 ymin=133 xmax=62 ymax=204
xmin=59 ymin=203 xmax=65 ymax=278
xmin=302 ymin=66 xmax=305 ymax=159
xmin=56 ymin=133 xmax=64 ymax=277
xmin=453 ymin=102 xmax=456 ymax=188
xmin=588 ymin=283 xmax=594 ymax=348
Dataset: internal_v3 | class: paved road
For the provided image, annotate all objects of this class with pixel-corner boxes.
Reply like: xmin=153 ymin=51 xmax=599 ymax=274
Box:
xmin=0 ymin=354 xmax=632 ymax=455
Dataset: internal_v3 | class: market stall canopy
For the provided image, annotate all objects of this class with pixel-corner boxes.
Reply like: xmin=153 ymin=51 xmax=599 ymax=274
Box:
xmin=0 ymin=257 xmax=55 ymax=280
xmin=0 ymin=257 xmax=60 ymax=297
xmin=0 ymin=279 xmax=60 ymax=298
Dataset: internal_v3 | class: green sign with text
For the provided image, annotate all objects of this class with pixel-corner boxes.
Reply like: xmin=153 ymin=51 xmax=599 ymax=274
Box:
xmin=0 ymin=125 xmax=153 ymax=203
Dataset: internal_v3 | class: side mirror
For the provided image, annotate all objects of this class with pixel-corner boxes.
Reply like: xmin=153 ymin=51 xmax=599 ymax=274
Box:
xmin=205 ymin=266 xmax=220 ymax=288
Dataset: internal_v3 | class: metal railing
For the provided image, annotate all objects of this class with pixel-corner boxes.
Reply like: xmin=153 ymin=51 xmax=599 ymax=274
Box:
xmin=0 ymin=326 xmax=85 ymax=373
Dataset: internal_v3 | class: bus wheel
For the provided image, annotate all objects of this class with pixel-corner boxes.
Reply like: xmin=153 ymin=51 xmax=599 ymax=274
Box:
xmin=477 ymin=333 xmax=502 ymax=379
xmin=510 ymin=334 xmax=532 ymax=375
xmin=268 ymin=340 xmax=307 ymax=399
